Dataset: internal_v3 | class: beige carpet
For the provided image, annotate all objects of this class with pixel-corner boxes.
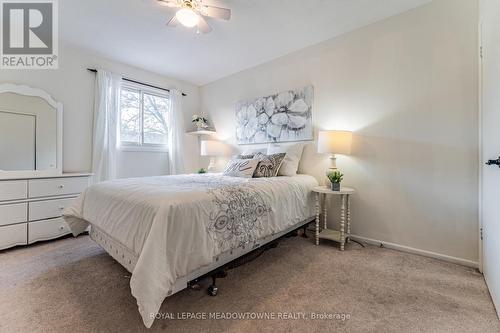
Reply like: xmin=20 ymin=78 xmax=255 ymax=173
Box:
xmin=0 ymin=234 xmax=498 ymax=333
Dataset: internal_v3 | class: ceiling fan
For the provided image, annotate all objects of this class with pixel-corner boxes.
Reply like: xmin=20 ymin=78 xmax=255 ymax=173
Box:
xmin=157 ymin=0 xmax=231 ymax=33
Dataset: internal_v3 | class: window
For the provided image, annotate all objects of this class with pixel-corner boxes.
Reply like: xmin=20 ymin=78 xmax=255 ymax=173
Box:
xmin=119 ymin=83 xmax=170 ymax=151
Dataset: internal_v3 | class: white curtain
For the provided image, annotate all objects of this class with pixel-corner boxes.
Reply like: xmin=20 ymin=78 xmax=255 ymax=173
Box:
xmin=92 ymin=69 xmax=122 ymax=183
xmin=167 ymin=90 xmax=185 ymax=175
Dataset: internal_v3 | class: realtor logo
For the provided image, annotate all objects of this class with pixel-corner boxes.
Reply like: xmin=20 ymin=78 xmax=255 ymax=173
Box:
xmin=1 ymin=0 xmax=58 ymax=69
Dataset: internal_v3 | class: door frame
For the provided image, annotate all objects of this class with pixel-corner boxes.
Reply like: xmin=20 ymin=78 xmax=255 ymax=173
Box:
xmin=478 ymin=19 xmax=483 ymax=273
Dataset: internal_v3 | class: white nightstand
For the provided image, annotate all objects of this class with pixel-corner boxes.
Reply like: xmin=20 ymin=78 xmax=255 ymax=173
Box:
xmin=312 ymin=186 xmax=356 ymax=251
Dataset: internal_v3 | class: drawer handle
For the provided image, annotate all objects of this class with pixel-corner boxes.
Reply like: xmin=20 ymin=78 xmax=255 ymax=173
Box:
xmin=59 ymin=226 xmax=65 ymax=231
xmin=58 ymin=184 xmax=65 ymax=189
xmin=59 ymin=206 xmax=65 ymax=210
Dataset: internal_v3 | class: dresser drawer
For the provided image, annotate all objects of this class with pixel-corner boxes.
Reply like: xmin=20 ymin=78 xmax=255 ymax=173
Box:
xmin=29 ymin=198 xmax=75 ymax=221
xmin=28 ymin=177 xmax=88 ymax=198
xmin=0 ymin=223 xmax=27 ymax=250
xmin=0 ymin=180 xmax=28 ymax=201
xmin=28 ymin=217 xmax=71 ymax=244
xmin=0 ymin=203 xmax=28 ymax=226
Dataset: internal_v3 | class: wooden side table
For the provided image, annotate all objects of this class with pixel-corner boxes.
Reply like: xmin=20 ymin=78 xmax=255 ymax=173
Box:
xmin=312 ymin=186 xmax=356 ymax=251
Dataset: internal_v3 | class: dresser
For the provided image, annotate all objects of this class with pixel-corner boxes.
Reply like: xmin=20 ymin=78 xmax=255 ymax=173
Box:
xmin=0 ymin=173 xmax=92 ymax=250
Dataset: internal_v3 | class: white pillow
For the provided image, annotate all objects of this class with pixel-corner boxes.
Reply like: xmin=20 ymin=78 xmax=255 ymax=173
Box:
xmin=267 ymin=143 xmax=305 ymax=176
xmin=223 ymin=158 xmax=259 ymax=178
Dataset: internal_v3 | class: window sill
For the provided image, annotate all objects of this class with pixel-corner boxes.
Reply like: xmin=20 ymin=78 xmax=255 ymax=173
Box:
xmin=119 ymin=145 xmax=168 ymax=153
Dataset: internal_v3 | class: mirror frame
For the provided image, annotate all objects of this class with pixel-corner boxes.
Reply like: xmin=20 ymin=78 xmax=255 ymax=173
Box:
xmin=0 ymin=84 xmax=63 ymax=179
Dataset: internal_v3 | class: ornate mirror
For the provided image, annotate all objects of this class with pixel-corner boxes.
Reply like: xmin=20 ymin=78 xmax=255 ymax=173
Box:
xmin=0 ymin=84 xmax=62 ymax=179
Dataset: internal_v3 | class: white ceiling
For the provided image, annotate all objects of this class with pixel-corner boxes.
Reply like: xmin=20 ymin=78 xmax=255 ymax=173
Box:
xmin=60 ymin=0 xmax=431 ymax=85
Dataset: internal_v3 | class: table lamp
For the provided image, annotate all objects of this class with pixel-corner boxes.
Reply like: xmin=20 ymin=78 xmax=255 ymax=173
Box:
xmin=317 ymin=130 xmax=352 ymax=171
xmin=201 ymin=140 xmax=230 ymax=172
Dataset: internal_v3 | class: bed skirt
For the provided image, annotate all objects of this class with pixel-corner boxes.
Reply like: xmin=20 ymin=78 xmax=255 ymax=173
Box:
xmin=89 ymin=217 xmax=315 ymax=296
xmin=90 ymin=225 xmax=138 ymax=274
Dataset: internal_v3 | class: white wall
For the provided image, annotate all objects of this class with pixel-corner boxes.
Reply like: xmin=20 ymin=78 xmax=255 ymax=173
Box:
xmin=201 ymin=0 xmax=479 ymax=264
xmin=0 ymin=42 xmax=201 ymax=177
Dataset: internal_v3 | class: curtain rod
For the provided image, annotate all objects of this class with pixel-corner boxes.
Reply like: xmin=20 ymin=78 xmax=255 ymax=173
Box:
xmin=87 ymin=68 xmax=187 ymax=97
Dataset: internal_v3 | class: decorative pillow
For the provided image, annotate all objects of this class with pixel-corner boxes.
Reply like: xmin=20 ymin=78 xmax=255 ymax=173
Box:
xmin=223 ymin=158 xmax=259 ymax=178
xmin=241 ymin=147 xmax=267 ymax=155
xmin=267 ymin=143 xmax=305 ymax=176
xmin=253 ymin=153 xmax=286 ymax=178
xmin=236 ymin=154 xmax=255 ymax=159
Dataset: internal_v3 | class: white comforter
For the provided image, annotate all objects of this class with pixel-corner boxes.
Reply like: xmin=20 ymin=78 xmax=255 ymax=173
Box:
xmin=64 ymin=173 xmax=318 ymax=328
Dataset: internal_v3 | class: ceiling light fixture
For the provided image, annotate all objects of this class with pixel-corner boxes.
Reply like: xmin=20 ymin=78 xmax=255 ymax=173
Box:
xmin=156 ymin=0 xmax=231 ymax=34
xmin=176 ymin=8 xmax=199 ymax=28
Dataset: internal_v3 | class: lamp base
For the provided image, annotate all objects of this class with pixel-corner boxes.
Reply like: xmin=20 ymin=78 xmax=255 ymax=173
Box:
xmin=329 ymin=154 xmax=337 ymax=170
xmin=325 ymin=155 xmax=340 ymax=186
xmin=207 ymin=157 xmax=216 ymax=172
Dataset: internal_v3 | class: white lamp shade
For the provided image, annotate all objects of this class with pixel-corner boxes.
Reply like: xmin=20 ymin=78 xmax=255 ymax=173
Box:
xmin=317 ymin=130 xmax=352 ymax=155
xmin=200 ymin=140 xmax=229 ymax=157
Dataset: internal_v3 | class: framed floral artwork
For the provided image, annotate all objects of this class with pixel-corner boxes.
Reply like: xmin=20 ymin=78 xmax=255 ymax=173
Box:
xmin=235 ymin=86 xmax=314 ymax=144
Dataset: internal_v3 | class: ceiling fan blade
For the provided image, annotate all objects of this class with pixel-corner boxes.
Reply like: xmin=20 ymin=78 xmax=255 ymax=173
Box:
xmin=201 ymin=5 xmax=231 ymax=20
xmin=197 ymin=16 xmax=213 ymax=34
xmin=157 ymin=0 xmax=179 ymax=7
xmin=166 ymin=15 xmax=179 ymax=27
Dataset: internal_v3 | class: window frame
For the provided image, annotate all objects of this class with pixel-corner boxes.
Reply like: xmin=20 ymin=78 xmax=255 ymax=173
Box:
xmin=119 ymin=82 xmax=170 ymax=152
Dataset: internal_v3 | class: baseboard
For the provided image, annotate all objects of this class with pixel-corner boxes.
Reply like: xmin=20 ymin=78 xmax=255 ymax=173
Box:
xmin=484 ymin=274 xmax=500 ymax=319
xmin=350 ymin=234 xmax=479 ymax=269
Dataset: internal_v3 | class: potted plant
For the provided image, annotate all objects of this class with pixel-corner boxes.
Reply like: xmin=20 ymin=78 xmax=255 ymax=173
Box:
xmin=198 ymin=168 xmax=207 ymax=174
xmin=327 ymin=170 xmax=344 ymax=191
xmin=192 ymin=115 xmax=209 ymax=131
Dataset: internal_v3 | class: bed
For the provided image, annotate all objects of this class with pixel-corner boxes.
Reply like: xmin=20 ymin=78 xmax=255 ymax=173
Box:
xmin=64 ymin=173 xmax=318 ymax=328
